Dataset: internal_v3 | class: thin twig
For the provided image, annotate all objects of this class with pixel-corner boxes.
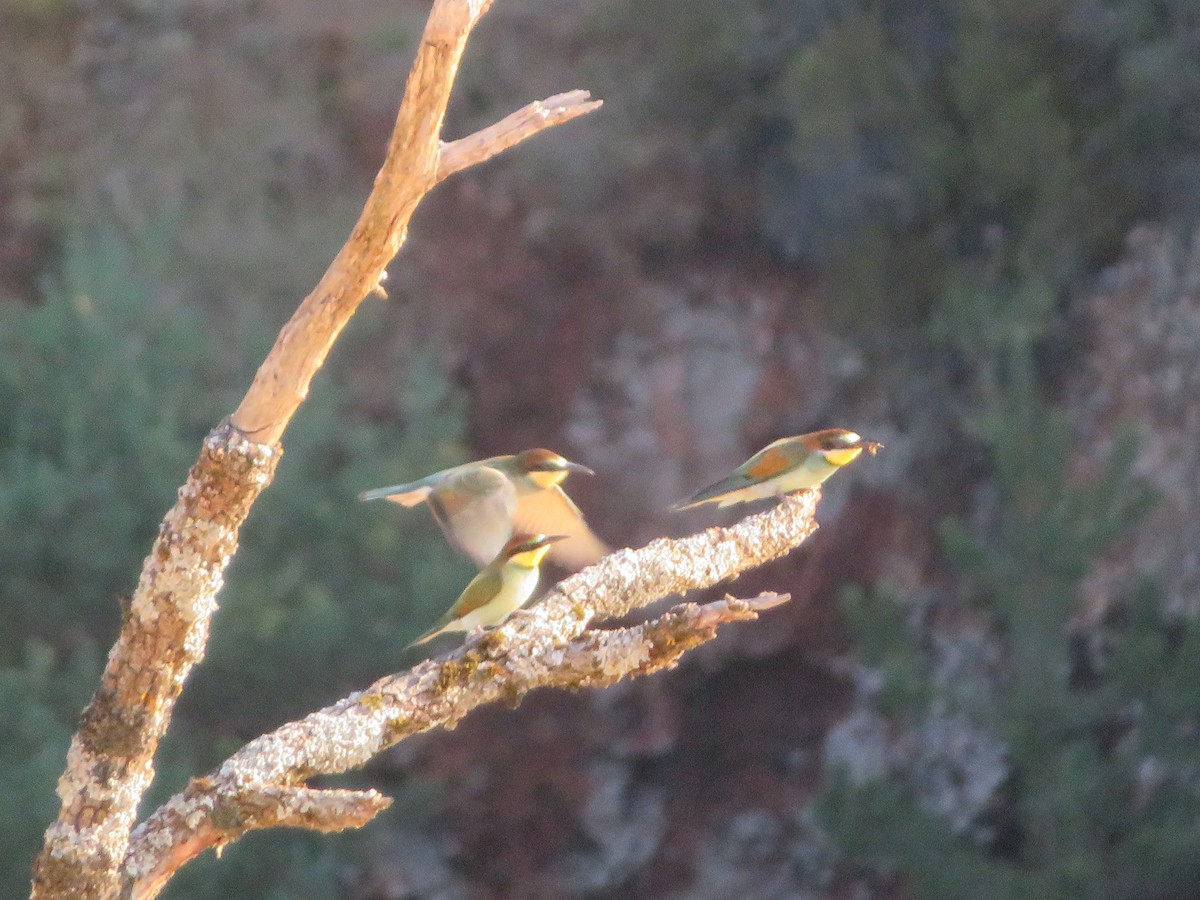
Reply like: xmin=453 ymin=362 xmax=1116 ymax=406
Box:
xmin=436 ymin=90 xmax=603 ymax=183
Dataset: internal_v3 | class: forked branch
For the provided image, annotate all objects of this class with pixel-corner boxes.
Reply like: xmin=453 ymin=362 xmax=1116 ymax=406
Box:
xmin=127 ymin=493 xmax=817 ymax=896
xmin=31 ymin=1 xmax=600 ymax=896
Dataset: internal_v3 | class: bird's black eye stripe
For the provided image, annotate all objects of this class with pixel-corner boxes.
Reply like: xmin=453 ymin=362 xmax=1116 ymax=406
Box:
xmin=823 ymin=433 xmax=860 ymax=449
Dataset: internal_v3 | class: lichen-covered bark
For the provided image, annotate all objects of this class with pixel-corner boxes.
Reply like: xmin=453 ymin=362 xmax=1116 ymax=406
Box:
xmin=130 ymin=785 xmax=391 ymax=900
xmin=523 ymin=490 xmax=820 ymax=645
xmin=124 ymin=494 xmax=817 ymax=893
xmin=543 ymin=592 xmax=791 ymax=691
xmin=30 ymin=0 xmax=603 ymax=894
xmin=127 ymin=593 xmax=792 ymax=895
xmin=31 ymin=423 xmax=279 ymax=899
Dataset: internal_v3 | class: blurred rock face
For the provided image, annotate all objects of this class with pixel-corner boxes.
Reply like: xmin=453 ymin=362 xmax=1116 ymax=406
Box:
xmin=1068 ymin=227 xmax=1200 ymax=617
xmin=413 ymin=175 xmax=888 ymax=554
xmin=560 ymin=280 xmax=867 ymax=533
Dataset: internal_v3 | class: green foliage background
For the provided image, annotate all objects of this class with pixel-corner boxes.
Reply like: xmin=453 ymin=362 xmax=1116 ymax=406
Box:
xmin=0 ymin=223 xmax=470 ymax=898
xmin=613 ymin=0 xmax=1200 ymax=894
xmin=820 ymin=278 xmax=1200 ymax=896
xmin=5 ymin=0 xmax=1200 ymax=896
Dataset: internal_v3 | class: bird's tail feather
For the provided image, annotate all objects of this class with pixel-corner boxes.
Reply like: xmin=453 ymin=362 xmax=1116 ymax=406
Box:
xmin=670 ymin=476 xmax=744 ymax=511
xmin=404 ymin=623 xmax=445 ymax=650
xmin=358 ymin=483 xmax=430 ymax=506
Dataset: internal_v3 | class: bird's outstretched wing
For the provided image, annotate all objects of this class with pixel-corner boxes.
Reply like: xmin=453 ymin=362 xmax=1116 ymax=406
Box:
xmin=512 ymin=486 xmax=609 ymax=570
xmin=428 ymin=466 xmax=518 ymax=567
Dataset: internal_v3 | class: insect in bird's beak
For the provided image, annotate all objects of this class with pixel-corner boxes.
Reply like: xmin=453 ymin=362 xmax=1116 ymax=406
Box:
xmin=858 ymin=440 xmax=884 ymax=455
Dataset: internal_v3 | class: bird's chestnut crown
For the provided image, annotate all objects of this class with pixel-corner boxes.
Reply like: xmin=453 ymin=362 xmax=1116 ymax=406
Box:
xmin=815 ymin=429 xmax=863 ymax=450
xmin=516 ymin=448 xmax=572 ymax=472
xmin=502 ymin=533 xmax=567 ymax=558
xmin=515 ymin=448 xmax=595 ymax=479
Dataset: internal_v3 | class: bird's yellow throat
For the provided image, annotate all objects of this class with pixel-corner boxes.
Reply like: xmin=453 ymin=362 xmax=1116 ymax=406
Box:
xmin=823 ymin=447 xmax=863 ymax=467
xmin=511 ymin=544 xmax=554 ymax=568
xmin=528 ymin=470 xmax=568 ymax=490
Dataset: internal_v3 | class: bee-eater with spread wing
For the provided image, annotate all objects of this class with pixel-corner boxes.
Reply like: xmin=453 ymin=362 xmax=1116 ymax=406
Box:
xmin=359 ymin=448 xmax=608 ymax=570
xmin=672 ymin=428 xmax=883 ymax=510
xmin=406 ymin=533 xmax=567 ymax=647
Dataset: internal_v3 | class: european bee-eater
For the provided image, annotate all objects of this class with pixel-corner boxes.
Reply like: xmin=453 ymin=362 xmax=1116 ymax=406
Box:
xmin=672 ymin=428 xmax=883 ymax=510
xmin=359 ymin=448 xmax=608 ymax=571
xmin=406 ymin=533 xmax=567 ymax=647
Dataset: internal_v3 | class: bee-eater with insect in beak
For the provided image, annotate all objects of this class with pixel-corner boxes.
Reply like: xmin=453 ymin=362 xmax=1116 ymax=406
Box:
xmin=406 ymin=533 xmax=567 ymax=648
xmin=360 ymin=448 xmax=607 ymax=571
xmin=672 ymin=428 xmax=883 ymax=510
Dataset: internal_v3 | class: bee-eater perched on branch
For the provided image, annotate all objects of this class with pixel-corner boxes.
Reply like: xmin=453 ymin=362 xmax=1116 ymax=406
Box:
xmin=406 ymin=533 xmax=566 ymax=648
xmin=673 ymin=429 xmax=882 ymax=511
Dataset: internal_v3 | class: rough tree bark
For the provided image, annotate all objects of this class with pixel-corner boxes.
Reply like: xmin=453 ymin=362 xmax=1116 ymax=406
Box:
xmin=129 ymin=592 xmax=791 ymax=899
xmin=31 ymin=2 xmax=824 ymax=897
xmin=30 ymin=2 xmax=597 ymax=896
xmin=125 ymin=492 xmax=819 ymax=896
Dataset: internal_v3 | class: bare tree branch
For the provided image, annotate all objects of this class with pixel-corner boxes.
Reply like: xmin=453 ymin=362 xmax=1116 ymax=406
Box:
xmin=508 ymin=490 xmax=819 ymax=649
xmin=230 ymin=0 xmax=496 ymax=445
xmin=32 ymin=425 xmax=280 ymax=900
xmin=436 ymin=90 xmax=603 ymax=183
xmin=129 ymin=588 xmax=795 ymax=897
xmin=130 ymin=786 xmax=391 ymax=900
xmin=125 ymin=493 xmax=818 ymax=894
xmin=545 ymin=591 xmax=792 ymax=690
xmin=31 ymin=1 xmax=600 ymax=896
